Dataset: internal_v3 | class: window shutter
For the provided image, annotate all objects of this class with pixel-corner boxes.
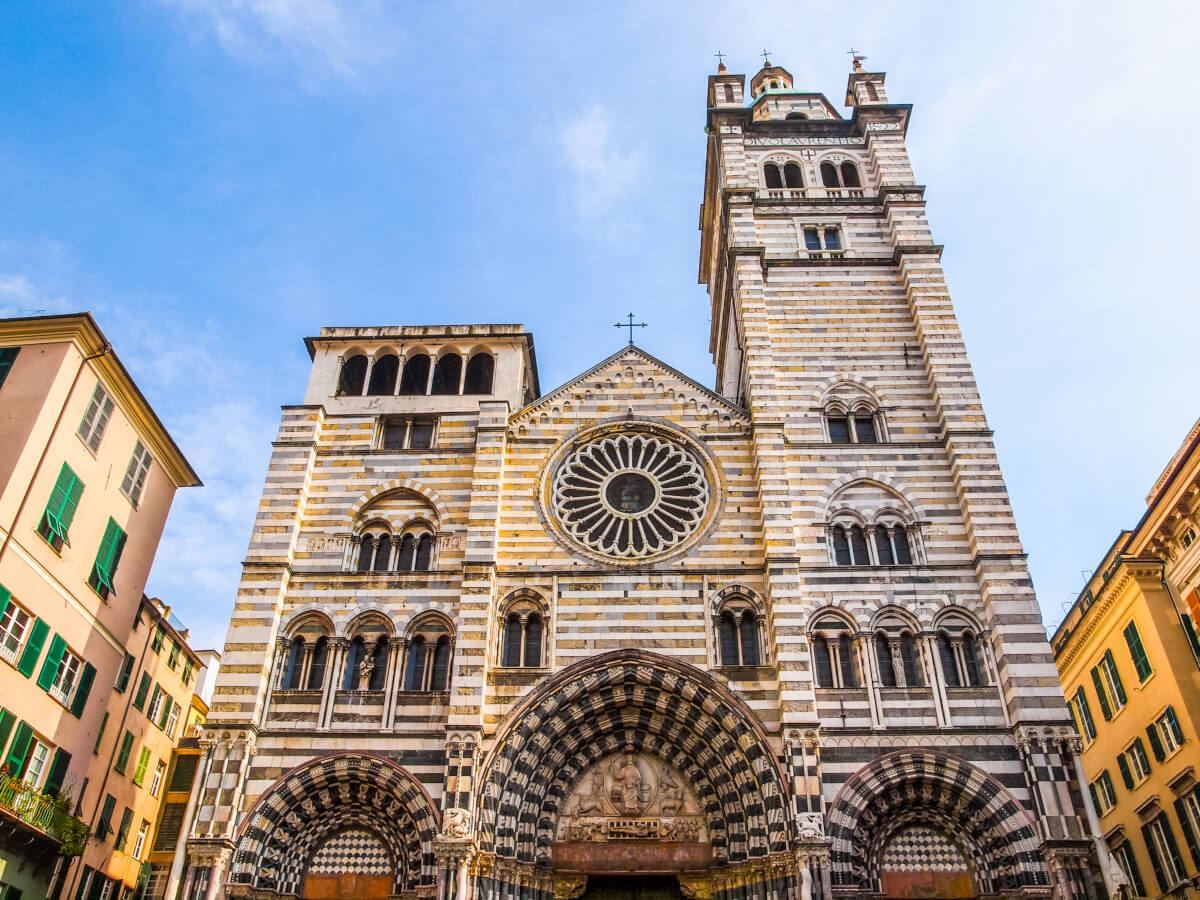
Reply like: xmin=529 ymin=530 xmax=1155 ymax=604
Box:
xmin=4 ymin=721 xmax=33 ymax=772
xmin=1087 ymin=782 xmax=1099 ymax=814
xmin=1160 ymin=816 xmax=1187 ymax=881
xmin=158 ymin=695 xmax=172 ymax=730
xmin=36 ymin=633 xmax=67 ymax=691
xmin=97 ymin=794 xmax=116 ymax=837
xmin=44 ymin=747 xmax=71 ymax=796
xmin=133 ymin=748 xmax=150 ymax=786
xmin=1175 ymin=795 xmax=1200 ymax=868
xmin=1146 ymin=723 xmax=1165 ymax=762
xmin=115 ymin=808 xmax=133 ymax=852
xmin=1164 ymin=706 xmax=1182 ymax=743
xmin=70 ymin=663 xmax=95 ymax=717
xmin=1123 ymin=621 xmax=1152 ymax=681
xmin=1117 ymin=752 xmax=1133 ymax=789
xmin=1104 ymin=650 xmax=1127 ymax=704
xmin=1141 ymin=822 xmax=1167 ymax=893
xmin=16 ymin=617 xmax=48 ymax=677
xmin=93 ymin=712 xmax=108 ymax=754
xmin=133 ymin=673 xmax=151 ymax=711
xmin=115 ymin=731 xmax=133 ymax=773
xmin=115 ymin=654 xmax=134 ymax=693
xmin=0 ymin=708 xmax=15 ymax=752
xmin=0 ymin=584 xmax=9 ymax=618
xmin=1090 ymin=668 xmax=1112 ymax=720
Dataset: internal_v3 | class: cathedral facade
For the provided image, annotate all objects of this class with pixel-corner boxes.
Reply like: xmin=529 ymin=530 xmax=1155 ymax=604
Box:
xmin=186 ymin=60 xmax=1107 ymax=900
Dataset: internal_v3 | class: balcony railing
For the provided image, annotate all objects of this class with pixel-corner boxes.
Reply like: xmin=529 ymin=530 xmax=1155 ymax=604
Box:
xmin=757 ymin=187 xmax=868 ymax=201
xmin=0 ymin=770 xmax=87 ymax=850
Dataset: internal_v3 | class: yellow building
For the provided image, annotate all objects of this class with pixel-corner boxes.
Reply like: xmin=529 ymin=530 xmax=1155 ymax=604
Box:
xmin=67 ymin=597 xmax=217 ymax=900
xmin=1054 ymin=418 xmax=1200 ymax=898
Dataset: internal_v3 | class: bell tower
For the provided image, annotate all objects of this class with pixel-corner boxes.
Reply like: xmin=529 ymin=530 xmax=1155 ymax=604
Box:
xmin=699 ymin=57 xmax=1113 ymax=898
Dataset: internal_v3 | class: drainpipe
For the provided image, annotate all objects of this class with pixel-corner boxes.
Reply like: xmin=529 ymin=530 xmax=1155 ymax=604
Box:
xmin=1157 ymin=562 xmax=1200 ymax=670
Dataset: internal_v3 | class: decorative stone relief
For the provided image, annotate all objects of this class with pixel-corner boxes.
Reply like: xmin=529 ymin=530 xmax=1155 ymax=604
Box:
xmin=441 ymin=808 xmax=472 ymax=840
xmin=556 ymin=746 xmax=708 ymax=843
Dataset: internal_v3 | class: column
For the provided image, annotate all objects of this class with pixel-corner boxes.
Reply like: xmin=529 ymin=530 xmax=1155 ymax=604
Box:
xmin=457 ymin=353 xmax=468 ymax=394
xmin=381 ymin=636 xmax=405 ymax=729
xmin=394 ymin=353 xmax=406 ymax=396
xmin=258 ymin=638 xmax=288 ymax=728
xmin=923 ymin=633 xmax=951 ymax=726
xmin=319 ymin=638 xmax=347 ymax=730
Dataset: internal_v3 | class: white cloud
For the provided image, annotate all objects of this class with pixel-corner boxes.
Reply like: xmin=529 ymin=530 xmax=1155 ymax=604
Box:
xmin=158 ymin=0 xmax=401 ymax=80
xmin=558 ymin=106 xmax=646 ymax=227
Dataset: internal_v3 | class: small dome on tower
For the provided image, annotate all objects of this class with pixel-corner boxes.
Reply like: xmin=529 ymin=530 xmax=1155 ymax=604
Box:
xmin=750 ymin=60 xmax=793 ymax=98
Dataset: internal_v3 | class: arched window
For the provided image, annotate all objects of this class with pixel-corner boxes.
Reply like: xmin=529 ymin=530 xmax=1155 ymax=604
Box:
xmin=337 ymin=355 xmax=368 ymax=396
xmin=718 ymin=613 xmax=739 ymax=666
xmin=524 ymin=614 xmax=543 ymax=667
xmin=739 ymin=612 xmax=761 ymax=666
xmin=840 ymin=162 xmax=861 ymax=188
xmin=813 ymin=634 xmax=834 ymax=687
xmin=356 ymin=536 xmax=375 ymax=573
xmin=403 ymin=616 xmax=454 ymax=690
xmin=398 ymin=354 xmax=430 ymax=395
xmin=894 ymin=525 xmax=913 ymax=565
xmin=343 ymin=636 xmax=366 ymax=690
xmin=783 ymin=163 xmax=804 ymax=188
xmin=430 ymin=636 xmax=451 ymax=690
xmin=764 ymin=164 xmax=783 ymax=189
xmin=464 ymin=353 xmax=494 ymax=394
xmin=431 ymin=354 xmax=462 ymax=395
xmin=812 ymin=618 xmax=859 ymax=688
xmin=396 ymin=535 xmax=416 ymax=571
xmin=368 ymin=637 xmax=389 ymax=691
xmin=901 ymin=632 xmax=921 ymax=686
xmin=502 ymin=612 xmax=522 ymax=667
xmin=876 ymin=528 xmax=895 ymax=565
xmin=820 ymin=162 xmax=839 ymax=188
xmin=832 ymin=527 xmax=852 ymax=565
xmin=367 ymin=355 xmax=399 ymax=395
xmin=306 ymin=637 xmax=328 ymax=690
xmin=849 ymin=526 xmax=870 ymax=564
xmin=827 ymin=410 xmax=852 ymax=442
xmin=854 ymin=412 xmax=877 ymax=442
xmin=962 ymin=632 xmax=983 ymax=687
xmin=282 ymin=638 xmax=305 ymax=690
xmin=414 ymin=534 xmax=434 ymax=571
xmin=820 ymin=160 xmax=863 ymax=190
xmin=372 ymin=537 xmax=392 ymax=573
xmin=937 ymin=633 xmax=961 ymax=688
xmin=875 ymin=633 xmax=896 ymax=687
xmin=403 ymin=636 xmax=426 ymax=690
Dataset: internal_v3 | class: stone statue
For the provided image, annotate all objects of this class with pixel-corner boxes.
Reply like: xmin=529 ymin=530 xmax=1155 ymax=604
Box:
xmin=613 ymin=747 xmax=644 ymax=814
xmin=358 ymin=654 xmax=375 ymax=690
xmin=442 ymin=807 xmax=472 ymax=839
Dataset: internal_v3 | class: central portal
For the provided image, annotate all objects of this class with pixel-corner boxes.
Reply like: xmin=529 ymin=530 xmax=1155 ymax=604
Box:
xmin=580 ymin=876 xmax=682 ymax=900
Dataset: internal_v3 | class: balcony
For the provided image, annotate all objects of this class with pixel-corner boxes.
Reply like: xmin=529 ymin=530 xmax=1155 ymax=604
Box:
xmin=0 ymin=770 xmax=88 ymax=854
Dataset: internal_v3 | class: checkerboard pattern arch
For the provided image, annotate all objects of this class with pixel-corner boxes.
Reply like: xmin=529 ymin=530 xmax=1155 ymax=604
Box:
xmin=230 ymin=753 xmax=439 ymax=895
xmin=826 ymin=750 xmax=1049 ymax=894
xmin=476 ymin=650 xmax=791 ymax=868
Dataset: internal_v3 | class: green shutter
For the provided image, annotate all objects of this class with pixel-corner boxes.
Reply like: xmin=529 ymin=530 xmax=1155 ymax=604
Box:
xmin=132 ymin=747 xmax=150 ymax=786
xmin=1123 ymin=621 xmax=1153 ymax=681
xmin=115 ymin=808 xmax=133 ymax=851
xmin=0 ymin=708 xmax=15 ymax=754
xmin=91 ymin=519 xmax=126 ymax=594
xmin=4 ymin=721 xmax=33 ymax=772
xmin=115 ymin=654 xmax=134 ymax=693
xmin=42 ymin=464 xmax=84 ymax=545
xmin=44 ymin=748 xmax=71 ymax=796
xmin=0 ymin=584 xmax=9 ymax=618
xmin=1160 ymin=815 xmax=1187 ymax=880
xmin=1087 ymin=782 xmax=1099 ymax=813
xmin=1142 ymin=822 xmax=1167 ymax=893
xmin=133 ymin=673 xmax=151 ymax=711
xmin=1104 ymin=650 xmax=1127 ymax=704
xmin=1175 ymin=794 xmax=1200 ymax=868
xmin=1117 ymin=752 xmax=1133 ymax=788
xmin=36 ymin=633 xmax=67 ymax=691
xmin=158 ymin=696 xmax=172 ymax=730
xmin=70 ymin=662 xmax=95 ymax=717
xmin=151 ymin=628 xmax=164 ymax=653
xmin=1164 ymin=706 xmax=1183 ymax=744
xmin=115 ymin=731 xmax=133 ymax=773
xmin=1090 ymin=667 xmax=1112 ymax=720
xmin=97 ymin=794 xmax=116 ymax=838
xmin=16 ymin=617 xmax=48 ymax=677
xmin=1146 ymin=723 xmax=1165 ymax=761
xmin=94 ymin=712 xmax=108 ymax=753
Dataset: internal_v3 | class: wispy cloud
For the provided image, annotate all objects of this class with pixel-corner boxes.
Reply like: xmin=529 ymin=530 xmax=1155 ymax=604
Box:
xmin=558 ymin=105 xmax=646 ymax=233
xmin=157 ymin=0 xmax=401 ymax=81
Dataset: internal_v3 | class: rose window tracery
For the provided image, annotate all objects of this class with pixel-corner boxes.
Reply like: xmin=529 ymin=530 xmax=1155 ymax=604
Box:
xmin=551 ymin=431 xmax=710 ymax=560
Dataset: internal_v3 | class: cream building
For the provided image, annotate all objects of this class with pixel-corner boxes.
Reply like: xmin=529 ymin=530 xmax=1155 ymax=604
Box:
xmin=1053 ymin=418 xmax=1200 ymax=899
xmin=187 ymin=59 xmax=1108 ymax=900
xmin=0 ymin=313 xmax=200 ymax=899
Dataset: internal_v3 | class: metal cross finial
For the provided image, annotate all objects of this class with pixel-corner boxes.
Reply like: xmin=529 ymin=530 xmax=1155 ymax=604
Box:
xmin=614 ymin=313 xmax=648 ymax=345
xmin=760 ymin=49 xmax=772 ymax=66
xmin=847 ymin=48 xmax=867 ymax=71
xmin=714 ymin=51 xmax=725 ymax=66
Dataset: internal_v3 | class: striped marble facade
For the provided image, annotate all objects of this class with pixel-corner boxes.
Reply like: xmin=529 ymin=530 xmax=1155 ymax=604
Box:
xmin=184 ymin=63 xmax=1104 ymax=900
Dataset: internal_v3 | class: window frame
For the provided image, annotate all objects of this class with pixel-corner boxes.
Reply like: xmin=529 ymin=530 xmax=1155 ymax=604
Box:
xmin=22 ymin=735 xmax=52 ymax=788
xmin=0 ymin=595 xmax=32 ymax=666
xmin=48 ymin=647 xmax=83 ymax=706
xmin=132 ymin=820 xmax=150 ymax=860
xmin=149 ymin=759 xmax=166 ymax=797
xmin=120 ymin=441 xmax=153 ymax=508
xmin=1124 ymin=737 xmax=1152 ymax=784
xmin=378 ymin=415 xmax=439 ymax=451
xmin=77 ymin=383 xmax=116 ymax=453
xmin=1154 ymin=706 xmax=1184 ymax=756
xmin=798 ymin=222 xmax=848 ymax=257
xmin=0 ymin=347 xmax=18 ymax=389
xmin=1071 ymin=686 xmax=1097 ymax=743
xmin=1092 ymin=770 xmax=1117 ymax=815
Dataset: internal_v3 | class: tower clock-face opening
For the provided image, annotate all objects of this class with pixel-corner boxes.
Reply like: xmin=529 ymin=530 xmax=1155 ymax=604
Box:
xmin=548 ymin=427 xmax=713 ymax=562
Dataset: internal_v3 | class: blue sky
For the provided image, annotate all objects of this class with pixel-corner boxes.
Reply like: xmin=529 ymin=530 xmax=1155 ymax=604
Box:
xmin=1 ymin=1 xmax=1197 ymax=651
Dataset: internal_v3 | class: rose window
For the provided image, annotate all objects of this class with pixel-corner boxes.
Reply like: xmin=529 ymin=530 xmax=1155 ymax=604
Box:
xmin=551 ymin=432 xmax=710 ymax=559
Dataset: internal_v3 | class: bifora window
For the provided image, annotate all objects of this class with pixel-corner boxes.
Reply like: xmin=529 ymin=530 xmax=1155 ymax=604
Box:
xmin=551 ymin=430 xmax=710 ymax=560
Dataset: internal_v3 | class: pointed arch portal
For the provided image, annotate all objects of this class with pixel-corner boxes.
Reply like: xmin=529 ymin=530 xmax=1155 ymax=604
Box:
xmin=475 ymin=650 xmax=795 ymax=900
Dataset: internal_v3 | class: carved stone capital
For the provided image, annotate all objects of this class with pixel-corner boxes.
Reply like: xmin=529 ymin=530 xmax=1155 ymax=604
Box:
xmin=678 ymin=873 xmax=715 ymax=899
xmin=553 ymin=874 xmax=588 ymax=899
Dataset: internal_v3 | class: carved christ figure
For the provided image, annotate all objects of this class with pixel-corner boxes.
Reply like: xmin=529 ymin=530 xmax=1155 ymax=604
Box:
xmin=613 ymin=748 xmax=644 ymax=814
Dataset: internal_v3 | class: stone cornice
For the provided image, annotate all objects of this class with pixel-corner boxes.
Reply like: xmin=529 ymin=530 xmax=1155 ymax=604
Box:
xmin=1054 ymin=556 xmax=1165 ymax=673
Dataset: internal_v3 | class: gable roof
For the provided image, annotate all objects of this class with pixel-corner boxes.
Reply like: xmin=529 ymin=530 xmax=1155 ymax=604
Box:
xmin=512 ymin=343 xmax=747 ymax=424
